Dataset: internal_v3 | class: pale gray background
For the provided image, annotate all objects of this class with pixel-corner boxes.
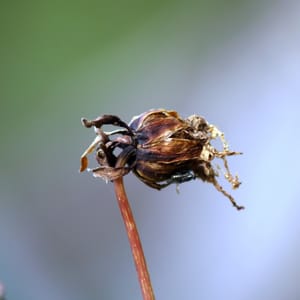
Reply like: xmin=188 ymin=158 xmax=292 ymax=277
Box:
xmin=1 ymin=1 xmax=299 ymax=299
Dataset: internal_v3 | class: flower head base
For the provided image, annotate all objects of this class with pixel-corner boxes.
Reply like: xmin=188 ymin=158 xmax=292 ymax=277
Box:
xmin=80 ymin=109 xmax=243 ymax=210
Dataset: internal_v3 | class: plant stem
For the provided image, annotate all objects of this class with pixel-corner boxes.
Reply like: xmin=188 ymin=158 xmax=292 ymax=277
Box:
xmin=114 ymin=177 xmax=155 ymax=300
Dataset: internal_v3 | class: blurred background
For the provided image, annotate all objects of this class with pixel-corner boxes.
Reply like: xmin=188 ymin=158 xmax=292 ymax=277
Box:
xmin=1 ymin=1 xmax=300 ymax=299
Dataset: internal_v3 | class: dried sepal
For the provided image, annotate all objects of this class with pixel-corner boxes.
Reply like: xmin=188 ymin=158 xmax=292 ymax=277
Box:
xmin=92 ymin=166 xmax=131 ymax=182
xmin=79 ymin=135 xmax=102 ymax=172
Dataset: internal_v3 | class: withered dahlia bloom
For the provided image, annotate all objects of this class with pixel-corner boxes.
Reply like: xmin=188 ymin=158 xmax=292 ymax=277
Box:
xmin=80 ymin=109 xmax=243 ymax=210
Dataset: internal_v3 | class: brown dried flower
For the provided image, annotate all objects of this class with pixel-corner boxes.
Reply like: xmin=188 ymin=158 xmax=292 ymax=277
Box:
xmin=80 ymin=109 xmax=243 ymax=210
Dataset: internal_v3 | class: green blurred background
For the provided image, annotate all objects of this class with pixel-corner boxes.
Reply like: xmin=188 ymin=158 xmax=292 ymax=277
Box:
xmin=1 ymin=1 xmax=300 ymax=299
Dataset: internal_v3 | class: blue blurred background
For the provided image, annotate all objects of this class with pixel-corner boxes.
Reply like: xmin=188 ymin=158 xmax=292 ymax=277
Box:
xmin=1 ymin=1 xmax=300 ymax=299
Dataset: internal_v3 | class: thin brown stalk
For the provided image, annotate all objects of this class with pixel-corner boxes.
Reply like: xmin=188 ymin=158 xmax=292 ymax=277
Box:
xmin=114 ymin=177 xmax=155 ymax=300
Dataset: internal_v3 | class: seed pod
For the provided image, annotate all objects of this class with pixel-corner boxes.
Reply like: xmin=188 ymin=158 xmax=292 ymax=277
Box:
xmin=80 ymin=109 xmax=243 ymax=210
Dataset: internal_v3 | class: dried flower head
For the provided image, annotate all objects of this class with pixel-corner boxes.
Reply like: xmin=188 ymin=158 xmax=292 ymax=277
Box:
xmin=80 ymin=109 xmax=243 ymax=210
